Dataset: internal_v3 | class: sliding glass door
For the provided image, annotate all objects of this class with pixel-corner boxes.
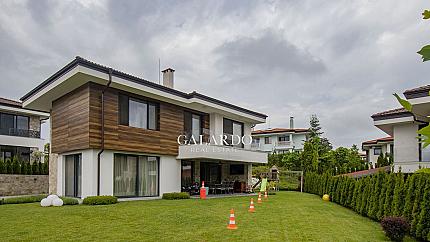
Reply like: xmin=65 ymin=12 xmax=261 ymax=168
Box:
xmin=114 ymin=154 xmax=159 ymax=197
xmin=65 ymin=154 xmax=81 ymax=198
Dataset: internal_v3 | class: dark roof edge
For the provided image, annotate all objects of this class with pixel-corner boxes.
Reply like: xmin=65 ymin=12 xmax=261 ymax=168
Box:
xmin=21 ymin=56 xmax=267 ymax=119
xmin=404 ymin=86 xmax=430 ymax=99
xmin=371 ymin=112 xmax=413 ymax=121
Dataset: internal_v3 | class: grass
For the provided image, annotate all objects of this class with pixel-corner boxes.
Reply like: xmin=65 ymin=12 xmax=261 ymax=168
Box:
xmin=0 ymin=192 xmax=415 ymax=241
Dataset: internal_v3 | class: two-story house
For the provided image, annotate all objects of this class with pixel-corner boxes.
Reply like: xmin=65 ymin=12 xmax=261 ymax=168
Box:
xmin=0 ymin=97 xmax=48 ymax=162
xmin=251 ymin=118 xmax=309 ymax=153
xmin=20 ymin=57 xmax=268 ymax=198
xmin=371 ymin=84 xmax=430 ymax=172
xmin=361 ymin=136 xmax=393 ymax=168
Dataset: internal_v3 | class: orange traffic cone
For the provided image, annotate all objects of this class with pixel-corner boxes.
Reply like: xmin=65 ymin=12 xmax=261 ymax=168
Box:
xmin=248 ymin=198 xmax=255 ymax=212
xmin=264 ymin=191 xmax=268 ymax=201
xmin=257 ymin=192 xmax=262 ymax=204
xmin=227 ymin=209 xmax=238 ymax=230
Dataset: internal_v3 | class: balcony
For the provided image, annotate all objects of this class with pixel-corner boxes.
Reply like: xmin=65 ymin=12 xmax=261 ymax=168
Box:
xmin=177 ymin=144 xmax=267 ymax=164
xmin=276 ymin=141 xmax=292 ymax=147
xmin=0 ymin=128 xmax=41 ymax=138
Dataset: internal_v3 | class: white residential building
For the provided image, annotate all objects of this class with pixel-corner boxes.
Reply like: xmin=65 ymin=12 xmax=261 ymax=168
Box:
xmin=0 ymin=97 xmax=49 ymax=162
xmin=361 ymin=137 xmax=393 ymax=168
xmin=371 ymin=84 xmax=430 ymax=172
xmin=251 ymin=118 xmax=309 ymax=153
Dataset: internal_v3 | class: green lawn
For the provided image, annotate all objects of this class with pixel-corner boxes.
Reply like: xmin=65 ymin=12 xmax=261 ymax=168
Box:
xmin=0 ymin=192 xmax=415 ymax=241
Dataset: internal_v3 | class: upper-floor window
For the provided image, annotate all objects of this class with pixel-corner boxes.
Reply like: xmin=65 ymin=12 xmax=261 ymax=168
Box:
xmin=223 ymin=118 xmax=243 ymax=148
xmin=0 ymin=113 xmax=31 ymax=137
xmin=278 ymin=136 xmax=290 ymax=142
xmin=374 ymin=147 xmax=382 ymax=155
xmin=184 ymin=111 xmax=201 ymax=143
xmin=119 ymin=94 xmax=159 ymax=130
xmin=264 ymin=137 xmax=271 ymax=144
xmin=252 ymin=137 xmax=260 ymax=144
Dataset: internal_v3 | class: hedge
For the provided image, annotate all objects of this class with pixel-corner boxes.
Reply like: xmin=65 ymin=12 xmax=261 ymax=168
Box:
xmin=83 ymin=196 xmax=118 ymax=205
xmin=60 ymin=197 xmax=80 ymax=205
xmin=0 ymin=158 xmax=48 ymax=175
xmin=304 ymin=172 xmax=430 ymax=241
xmin=1 ymin=195 xmax=47 ymax=205
xmin=162 ymin=192 xmax=190 ymax=200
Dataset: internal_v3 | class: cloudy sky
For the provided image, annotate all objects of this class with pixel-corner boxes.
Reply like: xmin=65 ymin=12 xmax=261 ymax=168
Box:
xmin=0 ymin=0 xmax=429 ymax=149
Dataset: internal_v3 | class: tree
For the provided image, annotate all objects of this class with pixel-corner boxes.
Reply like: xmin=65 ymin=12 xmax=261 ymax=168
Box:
xmin=309 ymin=114 xmax=323 ymax=139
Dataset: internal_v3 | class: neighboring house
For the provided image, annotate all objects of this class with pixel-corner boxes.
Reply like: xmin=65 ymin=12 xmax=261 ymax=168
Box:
xmin=251 ymin=118 xmax=309 ymax=153
xmin=0 ymin=97 xmax=49 ymax=162
xmin=371 ymin=84 xmax=430 ymax=172
xmin=361 ymin=137 xmax=393 ymax=168
xmin=20 ymin=57 xmax=268 ymax=198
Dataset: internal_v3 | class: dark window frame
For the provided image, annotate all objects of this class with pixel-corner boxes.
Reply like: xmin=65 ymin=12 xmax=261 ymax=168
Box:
xmin=223 ymin=118 xmax=244 ymax=148
xmin=373 ymin=147 xmax=382 ymax=156
xmin=118 ymin=94 xmax=159 ymax=131
xmin=0 ymin=112 xmax=30 ymax=132
xmin=184 ymin=111 xmax=203 ymax=143
xmin=278 ymin=136 xmax=290 ymax=142
xmin=264 ymin=137 xmax=271 ymax=144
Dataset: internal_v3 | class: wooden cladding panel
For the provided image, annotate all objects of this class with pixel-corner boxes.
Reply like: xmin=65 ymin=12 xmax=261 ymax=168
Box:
xmin=88 ymin=83 xmax=186 ymax=156
xmin=51 ymin=84 xmax=90 ymax=154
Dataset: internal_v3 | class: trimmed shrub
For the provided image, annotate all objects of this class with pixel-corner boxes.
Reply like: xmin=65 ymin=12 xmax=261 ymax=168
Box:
xmin=2 ymin=195 xmax=46 ymax=204
xmin=162 ymin=192 xmax=190 ymax=200
xmin=83 ymin=196 xmax=117 ymax=205
xmin=392 ymin=173 xmax=405 ymax=217
xmin=0 ymin=159 xmax=5 ymax=173
xmin=60 ymin=197 xmax=80 ymax=205
xmin=381 ymin=216 xmax=410 ymax=242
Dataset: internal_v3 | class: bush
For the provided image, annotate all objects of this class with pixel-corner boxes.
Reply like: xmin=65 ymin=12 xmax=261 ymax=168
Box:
xmin=162 ymin=192 xmax=190 ymax=200
xmin=60 ymin=197 xmax=80 ymax=205
xmin=415 ymin=168 xmax=430 ymax=174
xmin=83 ymin=196 xmax=117 ymax=205
xmin=381 ymin=217 xmax=410 ymax=241
xmin=2 ymin=194 xmax=46 ymax=204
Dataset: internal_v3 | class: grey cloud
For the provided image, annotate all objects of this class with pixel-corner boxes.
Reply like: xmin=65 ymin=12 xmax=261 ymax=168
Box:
xmin=215 ymin=31 xmax=326 ymax=75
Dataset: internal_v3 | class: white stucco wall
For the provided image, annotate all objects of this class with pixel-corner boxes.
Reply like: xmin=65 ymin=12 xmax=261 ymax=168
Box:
xmin=252 ymin=132 xmax=307 ymax=153
xmin=394 ymin=123 xmax=419 ymax=163
xmin=56 ymin=149 xmax=181 ymax=198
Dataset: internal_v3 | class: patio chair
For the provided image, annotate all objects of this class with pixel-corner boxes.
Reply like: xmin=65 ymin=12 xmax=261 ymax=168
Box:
xmin=227 ymin=181 xmax=234 ymax=194
xmin=219 ymin=183 xmax=227 ymax=194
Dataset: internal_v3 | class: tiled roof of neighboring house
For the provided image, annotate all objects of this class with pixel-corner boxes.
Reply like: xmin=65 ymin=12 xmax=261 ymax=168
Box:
xmin=371 ymin=107 xmax=413 ymax=121
xmin=252 ymin=128 xmax=309 ymax=135
xmin=0 ymin=97 xmax=22 ymax=108
xmin=404 ymin=84 xmax=430 ymax=99
xmin=340 ymin=166 xmax=391 ymax=178
xmin=21 ymin=56 xmax=267 ymax=119
xmin=362 ymin=136 xmax=393 ymax=146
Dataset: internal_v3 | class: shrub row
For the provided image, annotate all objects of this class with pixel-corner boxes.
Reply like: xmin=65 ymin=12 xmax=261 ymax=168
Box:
xmin=162 ymin=192 xmax=190 ymax=200
xmin=0 ymin=158 xmax=48 ymax=175
xmin=60 ymin=197 xmax=80 ymax=205
xmin=304 ymin=172 xmax=430 ymax=241
xmin=83 ymin=196 xmax=118 ymax=205
xmin=0 ymin=194 xmax=47 ymax=205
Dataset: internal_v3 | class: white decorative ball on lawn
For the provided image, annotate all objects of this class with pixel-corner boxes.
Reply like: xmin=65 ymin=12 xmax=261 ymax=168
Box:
xmin=52 ymin=198 xmax=63 ymax=207
xmin=47 ymin=194 xmax=58 ymax=201
xmin=40 ymin=198 xmax=51 ymax=207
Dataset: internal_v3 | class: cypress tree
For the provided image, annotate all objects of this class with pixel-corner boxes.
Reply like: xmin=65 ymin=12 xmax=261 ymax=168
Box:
xmin=355 ymin=179 xmax=363 ymax=213
xmin=0 ymin=159 xmax=5 ymax=174
xmin=383 ymin=174 xmax=395 ymax=217
xmin=392 ymin=173 xmax=405 ymax=217
xmin=31 ymin=161 xmax=39 ymax=175
xmin=403 ymin=174 xmax=417 ymax=221
xmin=11 ymin=156 xmax=20 ymax=174
xmin=368 ymin=173 xmax=383 ymax=220
xmin=411 ymin=174 xmax=427 ymax=237
xmin=377 ymin=173 xmax=388 ymax=220
xmin=5 ymin=159 xmax=11 ymax=174
xmin=360 ymin=177 xmax=371 ymax=216
xmin=416 ymin=175 xmax=430 ymax=240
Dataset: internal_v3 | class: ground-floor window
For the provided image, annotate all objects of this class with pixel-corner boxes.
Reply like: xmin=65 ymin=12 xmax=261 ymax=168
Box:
xmin=0 ymin=145 xmax=30 ymax=162
xmin=114 ymin=154 xmax=159 ymax=197
xmin=65 ymin=154 xmax=82 ymax=198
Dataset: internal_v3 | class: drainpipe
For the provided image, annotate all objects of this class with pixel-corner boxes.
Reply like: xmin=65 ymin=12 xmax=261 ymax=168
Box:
xmin=97 ymin=68 xmax=113 ymax=195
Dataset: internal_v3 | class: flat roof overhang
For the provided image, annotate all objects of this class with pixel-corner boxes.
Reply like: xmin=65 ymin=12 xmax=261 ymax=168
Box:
xmin=177 ymin=144 xmax=268 ymax=164
xmin=373 ymin=116 xmax=416 ymax=136
xmin=21 ymin=61 xmax=266 ymax=124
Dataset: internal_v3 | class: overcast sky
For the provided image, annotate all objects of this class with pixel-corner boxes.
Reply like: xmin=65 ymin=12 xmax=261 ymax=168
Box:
xmin=0 ymin=0 xmax=429 ymax=149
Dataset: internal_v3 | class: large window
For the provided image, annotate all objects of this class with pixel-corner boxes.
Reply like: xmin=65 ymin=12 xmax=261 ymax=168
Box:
xmin=114 ymin=154 xmax=159 ymax=197
xmin=0 ymin=113 xmax=30 ymax=136
xmin=278 ymin=136 xmax=290 ymax=142
xmin=374 ymin=147 xmax=382 ymax=155
xmin=223 ymin=118 xmax=244 ymax=148
xmin=264 ymin=137 xmax=271 ymax=144
xmin=118 ymin=94 xmax=159 ymax=130
xmin=0 ymin=145 xmax=30 ymax=162
xmin=184 ymin=111 xmax=202 ymax=143
xmin=65 ymin=154 xmax=82 ymax=198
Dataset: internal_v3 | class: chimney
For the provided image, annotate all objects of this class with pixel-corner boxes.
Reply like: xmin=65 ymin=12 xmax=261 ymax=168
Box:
xmin=290 ymin=117 xmax=294 ymax=129
xmin=162 ymin=68 xmax=175 ymax=88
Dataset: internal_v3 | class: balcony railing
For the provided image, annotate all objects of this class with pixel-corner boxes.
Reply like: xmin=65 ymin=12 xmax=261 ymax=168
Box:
xmin=276 ymin=141 xmax=292 ymax=146
xmin=251 ymin=143 xmax=261 ymax=149
xmin=0 ymin=128 xmax=40 ymax=138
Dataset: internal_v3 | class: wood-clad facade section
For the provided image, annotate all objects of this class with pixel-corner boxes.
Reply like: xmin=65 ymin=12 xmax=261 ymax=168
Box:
xmin=51 ymin=84 xmax=90 ymax=154
xmin=51 ymin=82 xmax=210 ymax=156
